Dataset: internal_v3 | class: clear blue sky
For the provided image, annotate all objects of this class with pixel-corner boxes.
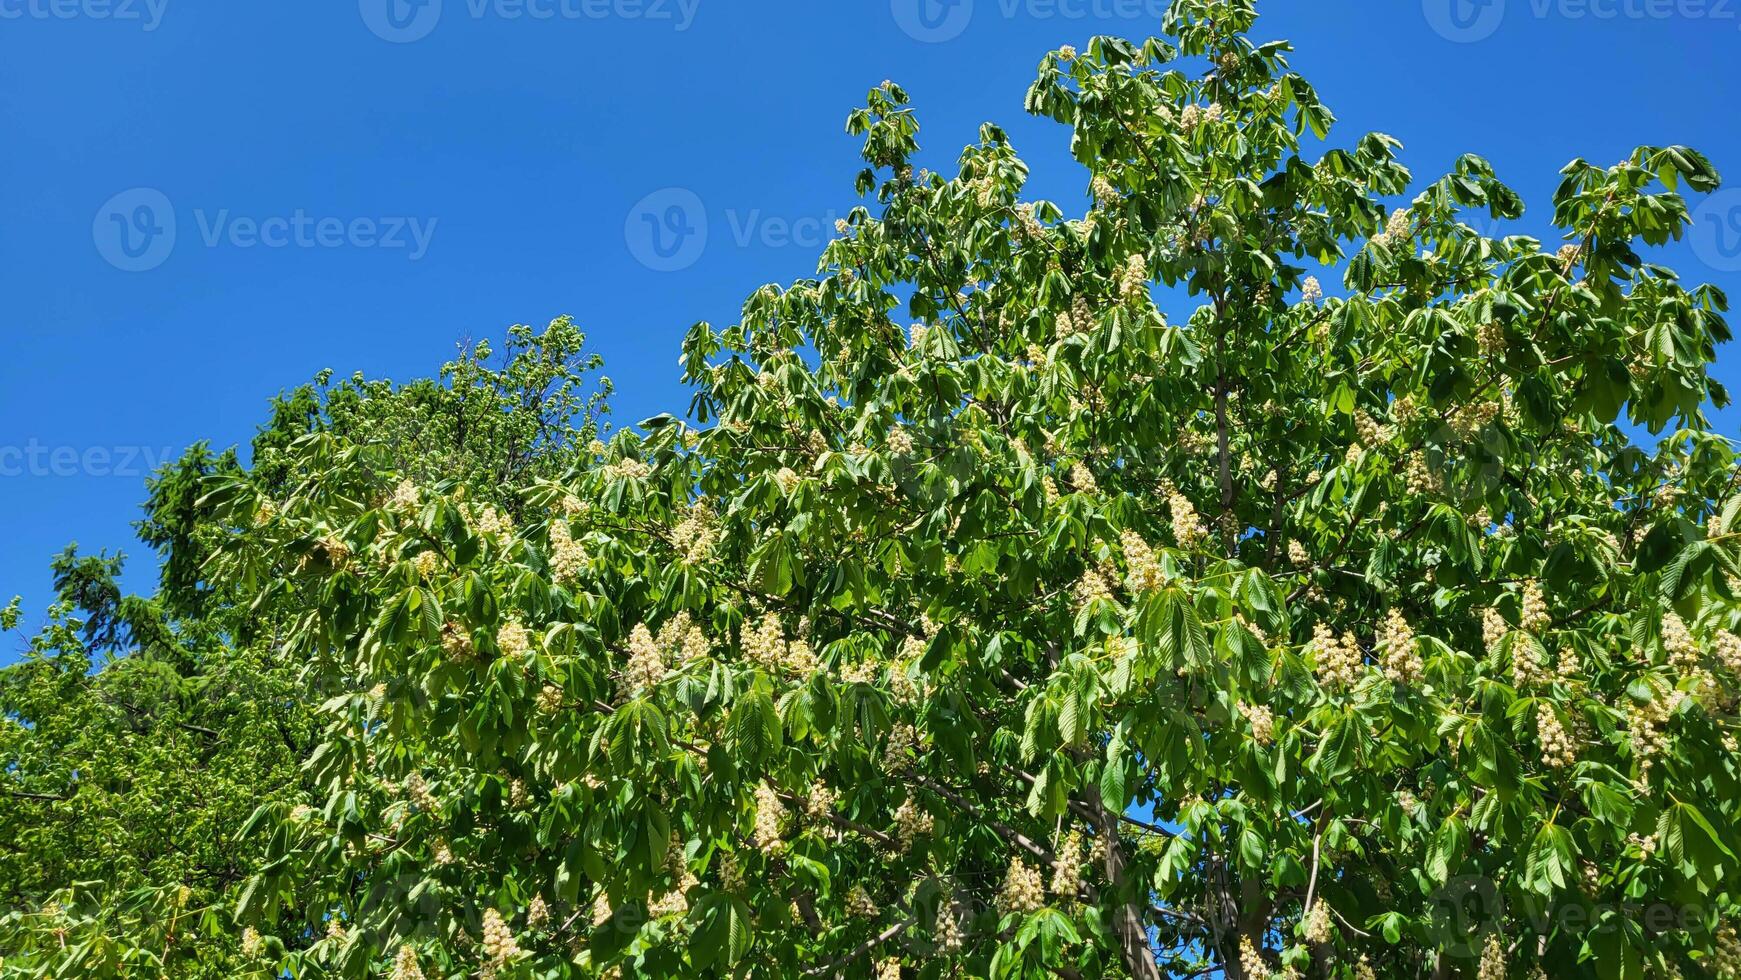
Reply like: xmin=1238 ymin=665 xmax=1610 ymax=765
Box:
xmin=3 ymin=0 xmax=1740 ymax=643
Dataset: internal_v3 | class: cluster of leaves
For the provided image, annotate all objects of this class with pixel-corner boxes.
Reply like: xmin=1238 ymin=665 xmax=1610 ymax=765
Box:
xmin=0 ymin=553 xmax=314 ymax=978
xmin=0 ymin=323 xmax=612 ymax=977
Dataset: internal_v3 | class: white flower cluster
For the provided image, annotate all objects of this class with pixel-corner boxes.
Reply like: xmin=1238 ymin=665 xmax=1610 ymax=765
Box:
xmin=753 ymin=782 xmax=787 ymax=856
xmin=480 ymin=908 xmax=519 ymax=966
xmin=774 ymin=467 xmax=802 ymax=496
xmin=1353 ymin=957 xmax=1377 ymax=980
xmin=525 ymin=895 xmax=549 ymax=931
xmin=998 ymin=856 xmax=1046 ymax=916
xmin=623 ymin=624 xmax=667 ymax=694
xmin=537 ymin=684 xmax=564 ymax=715
xmin=1311 ymin=623 xmax=1365 ymax=689
xmin=1520 ymin=583 xmax=1550 ymax=634
xmin=1239 ymin=937 xmax=1270 ymax=979
xmin=1513 ymin=642 xmax=1552 ymax=689
xmin=651 ymin=872 xmax=698 ymax=918
xmin=887 ymin=426 xmax=915 ymax=457
xmin=805 ymin=781 xmax=836 ymax=822
xmin=1090 ymin=174 xmax=1120 ymax=202
xmin=846 ymin=885 xmax=879 ymax=918
xmin=669 ymin=500 xmax=718 ymax=565
xmin=1663 ymin=612 xmax=1700 ymax=671
xmin=389 ymin=479 xmax=421 ymax=516
xmin=1075 ymin=561 xmax=1117 ymax=610
xmin=1050 ymin=833 xmax=1084 ymax=899
xmin=1537 ymin=705 xmax=1577 ymax=768
xmin=886 ymin=662 xmax=920 ymax=703
xmin=1069 ymin=462 xmax=1099 ymax=495
xmin=1378 ymin=609 xmax=1423 ymax=684
xmin=1448 ymin=399 xmax=1501 ymax=440
xmin=474 ymin=505 xmax=514 ymax=540
xmin=1403 ymin=454 xmax=1441 ymax=496
xmin=414 ymin=550 xmax=442 ymax=580
xmin=1122 ymin=530 xmax=1165 ymax=594
xmin=894 ymin=798 xmax=933 ymax=850
xmin=1303 ymin=902 xmax=1332 ymax=944
xmin=883 ymin=725 xmax=917 ymax=771
xmin=1629 ymin=688 xmax=1688 ymax=783
xmin=1164 ymin=485 xmax=1208 ymax=549
xmin=548 ymin=521 xmax=588 ymax=584
xmin=497 ymin=621 xmax=532 ymax=659
xmin=1477 ymin=934 xmax=1506 ymax=980
xmin=746 ymin=613 xmax=788 ymax=671
xmin=718 ymin=852 xmax=745 ymax=892
xmin=405 ymin=773 xmax=438 ymax=812
xmin=934 ymin=903 xmax=965 ymax=952
xmin=656 ymin=612 xmax=709 ymax=666
xmin=1712 ymin=923 xmax=1741 ymax=978
xmin=1716 ymin=632 xmax=1741 ymax=675
xmin=241 ymin=926 xmax=263 ymax=958
xmin=1300 ymin=276 xmax=1323 ymax=306
xmin=1119 ymin=253 xmax=1149 ymax=304
xmin=877 ymin=959 xmax=902 ymax=980
xmin=605 ymin=458 xmax=652 ymax=481
xmin=1482 ymin=608 xmax=1509 ymax=650
xmin=1288 ymin=540 xmax=1310 ymax=566
xmin=1478 ymin=321 xmax=1507 ymax=358
xmin=442 ymin=621 xmax=474 ymax=662
xmin=1240 ymin=703 xmax=1276 ymax=746
xmin=391 ymin=944 xmax=424 ymax=980
xmin=1371 ymin=208 xmax=1411 ymax=248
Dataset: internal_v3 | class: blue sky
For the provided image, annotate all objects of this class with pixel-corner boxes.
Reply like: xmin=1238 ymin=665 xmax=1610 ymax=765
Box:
xmin=3 ymin=0 xmax=1740 ymax=643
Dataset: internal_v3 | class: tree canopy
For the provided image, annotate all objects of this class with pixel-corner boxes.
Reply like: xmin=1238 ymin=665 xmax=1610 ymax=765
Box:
xmin=6 ymin=2 xmax=1741 ymax=977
